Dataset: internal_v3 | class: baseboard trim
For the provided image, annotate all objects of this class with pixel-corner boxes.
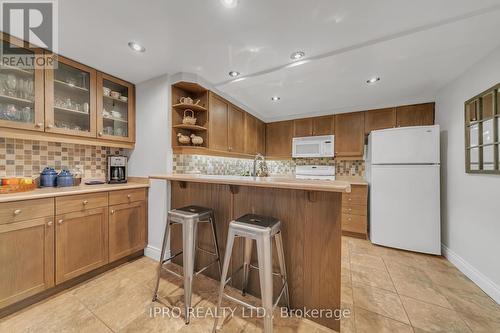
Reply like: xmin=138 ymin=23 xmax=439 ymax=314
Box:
xmin=144 ymin=245 xmax=161 ymax=261
xmin=442 ymin=243 xmax=500 ymax=304
xmin=144 ymin=245 xmax=171 ymax=262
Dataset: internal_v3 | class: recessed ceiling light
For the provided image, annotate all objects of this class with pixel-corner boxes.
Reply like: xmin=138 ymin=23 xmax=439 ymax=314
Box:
xmin=229 ymin=71 xmax=240 ymax=77
xmin=366 ymin=77 xmax=380 ymax=84
xmin=128 ymin=41 xmax=145 ymax=53
xmin=290 ymin=51 xmax=305 ymax=60
xmin=271 ymin=96 xmax=280 ymax=101
xmin=220 ymin=0 xmax=238 ymax=8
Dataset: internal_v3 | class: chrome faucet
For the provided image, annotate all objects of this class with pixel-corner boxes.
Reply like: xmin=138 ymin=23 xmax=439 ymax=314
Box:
xmin=252 ymin=153 xmax=269 ymax=177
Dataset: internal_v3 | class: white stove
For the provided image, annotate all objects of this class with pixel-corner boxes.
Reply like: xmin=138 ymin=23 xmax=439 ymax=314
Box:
xmin=295 ymin=165 xmax=336 ymax=180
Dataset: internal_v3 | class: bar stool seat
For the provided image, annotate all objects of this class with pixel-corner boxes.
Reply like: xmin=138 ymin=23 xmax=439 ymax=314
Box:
xmin=152 ymin=205 xmax=222 ymax=324
xmin=213 ymin=214 xmax=290 ymax=333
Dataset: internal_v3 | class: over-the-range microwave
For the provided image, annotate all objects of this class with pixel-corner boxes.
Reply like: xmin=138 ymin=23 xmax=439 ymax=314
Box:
xmin=292 ymin=135 xmax=335 ymax=158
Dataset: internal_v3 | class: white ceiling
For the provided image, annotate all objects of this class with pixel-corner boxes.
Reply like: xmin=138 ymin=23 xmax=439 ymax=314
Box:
xmin=59 ymin=0 xmax=500 ymax=121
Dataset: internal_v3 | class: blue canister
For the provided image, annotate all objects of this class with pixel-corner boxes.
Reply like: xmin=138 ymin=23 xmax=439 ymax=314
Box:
xmin=57 ymin=169 xmax=74 ymax=187
xmin=40 ymin=167 xmax=58 ymax=187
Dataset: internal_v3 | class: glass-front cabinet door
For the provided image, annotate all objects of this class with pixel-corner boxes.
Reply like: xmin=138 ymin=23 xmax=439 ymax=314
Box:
xmin=45 ymin=55 xmax=96 ymax=137
xmin=96 ymin=72 xmax=135 ymax=142
xmin=0 ymin=34 xmax=44 ymax=131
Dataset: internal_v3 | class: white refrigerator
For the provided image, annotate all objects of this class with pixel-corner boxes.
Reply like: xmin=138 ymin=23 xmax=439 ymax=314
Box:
xmin=366 ymin=125 xmax=441 ymax=255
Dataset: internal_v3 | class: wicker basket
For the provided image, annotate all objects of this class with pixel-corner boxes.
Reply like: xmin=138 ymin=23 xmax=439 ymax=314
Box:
xmin=190 ymin=134 xmax=204 ymax=145
xmin=182 ymin=109 xmax=197 ymax=125
xmin=177 ymin=133 xmax=190 ymax=144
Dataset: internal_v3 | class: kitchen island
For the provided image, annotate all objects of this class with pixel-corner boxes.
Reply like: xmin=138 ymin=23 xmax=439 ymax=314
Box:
xmin=150 ymin=174 xmax=350 ymax=331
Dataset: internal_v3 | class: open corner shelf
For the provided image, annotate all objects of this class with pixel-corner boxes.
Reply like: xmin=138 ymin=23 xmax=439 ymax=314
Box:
xmin=173 ymin=124 xmax=207 ymax=131
xmin=172 ymin=103 xmax=207 ymax=112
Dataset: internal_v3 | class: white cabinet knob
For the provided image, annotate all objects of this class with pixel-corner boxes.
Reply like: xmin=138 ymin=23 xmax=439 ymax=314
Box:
xmin=35 ymin=123 xmax=43 ymax=128
xmin=58 ymin=219 xmax=64 ymax=224
xmin=111 ymin=210 xmax=115 ymax=214
xmin=13 ymin=209 xmax=22 ymax=215
xmin=47 ymin=221 xmax=53 ymax=226
xmin=127 ymin=194 xmax=131 ymax=199
xmin=83 ymin=200 xmax=89 ymax=205
xmin=98 ymin=132 xmax=103 ymax=137
xmin=46 ymin=124 xmax=53 ymax=129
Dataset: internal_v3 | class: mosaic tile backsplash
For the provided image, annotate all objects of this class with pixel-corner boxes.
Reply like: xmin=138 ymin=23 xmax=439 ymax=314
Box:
xmin=172 ymin=154 xmax=365 ymax=177
xmin=0 ymin=137 xmax=123 ymax=178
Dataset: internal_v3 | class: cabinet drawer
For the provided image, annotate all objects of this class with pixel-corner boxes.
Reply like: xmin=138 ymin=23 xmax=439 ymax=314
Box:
xmin=0 ymin=198 xmax=54 ymax=224
xmin=56 ymin=192 xmax=108 ymax=215
xmin=342 ymin=214 xmax=367 ymax=234
xmin=342 ymin=204 xmax=367 ymax=216
xmin=342 ymin=194 xmax=367 ymax=206
xmin=109 ymin=188 xmax=146 ymax=206
xmin=342 ymin=186 xmax=367 ymax=206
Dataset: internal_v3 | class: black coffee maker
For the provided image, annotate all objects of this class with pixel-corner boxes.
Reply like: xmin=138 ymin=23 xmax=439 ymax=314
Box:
xmin=107 ymin=155 xmax=127 ymax=184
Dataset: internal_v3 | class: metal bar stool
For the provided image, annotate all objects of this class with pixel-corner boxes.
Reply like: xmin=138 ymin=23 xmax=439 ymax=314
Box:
xmin=213 ymin=214 xmax=290 ymax=333
xmin=152 ymin=205 xmax=222 ymax=324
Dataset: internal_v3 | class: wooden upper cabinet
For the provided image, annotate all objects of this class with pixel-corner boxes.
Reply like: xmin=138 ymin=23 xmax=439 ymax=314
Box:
xmin=96 ymin=72 xmax=135 ymax=143
xmin=312 ymin=115 xmax=334 ymax=136
xmin=0 ymin=34 xmax=45 ymax=132
xmin=334 ymin=112 xmax=365 ymax=157
xmin=55 ymin=207 xmax=108 ymax=284
xmin=244 ymin=113 xmax=265 ymax=155
xmin=109 ymin=201 xmax=146 ymax=262
xmin=266 ymin=120 xmax=293 ymax=157
xmin=293 ymin=118 xmax=313 ymax=137
xmin=45 ymin=55 xmax=97 ymax=138
xmin=396 ymin=103 xmax=435 ymax=127
xmin=364 ymin=108 xmax=396 ymax=135
xmin=256 ymin=119 xmax=266 ymax=154
xmin=228 ymin=105 xmax=245 ymax=153
xmin=0 ymin=217 xmax=54 ymax=308
xmin=208 ymin=92 xmax=229 ymax=151
xmin=293 ymin=116 xmax=334 ymax=137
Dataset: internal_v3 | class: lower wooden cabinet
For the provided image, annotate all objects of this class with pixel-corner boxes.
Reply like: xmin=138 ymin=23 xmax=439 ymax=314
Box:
xmin=55 ymin=207 xmax=109 ymax=284
xmin=0 ymin=217 xmax=54 ymax=308
xmin=0 ymin=188 xmax=148 ymax=311
xmin=109 ymin=201 xmax=147 ymax=262
xmin=341 ymin=185 xmax=368 ymax=238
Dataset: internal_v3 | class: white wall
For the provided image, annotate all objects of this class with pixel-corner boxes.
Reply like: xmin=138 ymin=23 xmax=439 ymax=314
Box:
xmin=128 ymin=74 xmax=172 ymax=260
xmin=436 ymin=46 xmax=500 ymax=303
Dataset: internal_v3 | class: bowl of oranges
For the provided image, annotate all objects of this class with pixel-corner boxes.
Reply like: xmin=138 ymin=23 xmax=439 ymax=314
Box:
xmin=0 ymin=177 xmax=37 ymax=194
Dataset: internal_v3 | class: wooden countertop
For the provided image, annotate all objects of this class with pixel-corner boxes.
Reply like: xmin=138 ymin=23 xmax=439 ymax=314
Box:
xmin=150 ymin=174 xmax=351 ymax=193
xmin=335 ymin=176 xmax=369 ymax=186
xmin=0 ymin=182 xmax=149 ymax=203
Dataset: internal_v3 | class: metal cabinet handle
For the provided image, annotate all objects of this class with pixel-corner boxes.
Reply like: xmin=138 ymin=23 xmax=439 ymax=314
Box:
xmin=110 ymin=210 xmax=115 ymax=214
xmin=83 ymin=200 xmax=89 ymax=205
xmin=58 ymin=219 xmax=64 ymax=224
xmin=47 ymin=221 xmax=53 ymax=226
xmin=13 ymin=209 xmax=22 ymax=215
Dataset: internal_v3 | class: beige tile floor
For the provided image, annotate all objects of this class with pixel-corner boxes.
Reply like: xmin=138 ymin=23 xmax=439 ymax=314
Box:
xmin=1 ymin=236 xmax=500 ymax=332
xmin=341 ymin=236 xmax=500 ymax=333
